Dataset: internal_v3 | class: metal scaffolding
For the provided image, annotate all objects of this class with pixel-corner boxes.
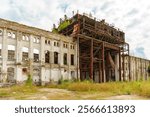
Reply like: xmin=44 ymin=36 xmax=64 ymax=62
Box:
xmin=57 ymin=13 xmax=130 ymax=82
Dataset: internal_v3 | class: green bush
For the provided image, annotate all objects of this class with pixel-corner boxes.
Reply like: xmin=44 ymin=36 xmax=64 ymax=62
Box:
xmin=58 ymin=20 xmax=70 ymax=31
xmin=26 ymin=74 xmax=33 ymax=86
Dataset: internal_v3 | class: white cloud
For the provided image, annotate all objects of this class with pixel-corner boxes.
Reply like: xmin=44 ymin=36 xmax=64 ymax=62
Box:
xmin=0 ymin=0 xmax=150 ymax=59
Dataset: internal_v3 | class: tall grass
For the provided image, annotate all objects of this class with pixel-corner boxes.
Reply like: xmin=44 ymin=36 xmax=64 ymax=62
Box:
xmin=51 ymin=80 xmax=150 ymax=98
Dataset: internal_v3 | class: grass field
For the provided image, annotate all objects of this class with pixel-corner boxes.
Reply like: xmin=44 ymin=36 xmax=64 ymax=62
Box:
xmin=48 ymin=80 xmax=150 ymax=97
xmin=0 ymin=80 xmax=150 ymax=99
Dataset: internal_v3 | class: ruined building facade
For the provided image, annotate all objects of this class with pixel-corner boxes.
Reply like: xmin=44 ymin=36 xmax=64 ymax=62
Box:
xmin=0 ymin=14 xmax=150 ymax=85
xmin=0 ymin=18 xmax=77 ymax=85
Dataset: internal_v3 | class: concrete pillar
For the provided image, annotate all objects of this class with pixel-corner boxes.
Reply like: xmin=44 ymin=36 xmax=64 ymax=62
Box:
xmin=115 ymin=53 xmax=119 ymax=81
xmin=40 ymin=36 xmax=45 ymax=85
xmin=29 ymin=35 xmax=34 ymax=77
xmin=59 ymin=40 xmax=63 ymax=79
xmin=75 ymin=41 xmax=78 ymax=79
xmin=2 ymin=28 xmax=8 ymax=82
xmin=16 ymin=31 xmax=22 ymax=82
xmin=68 ymin=42 xmax=71 ymax=79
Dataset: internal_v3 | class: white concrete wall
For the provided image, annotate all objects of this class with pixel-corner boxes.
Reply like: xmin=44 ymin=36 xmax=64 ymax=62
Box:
xmin=0 ymin=19 xmax=77 ymax=85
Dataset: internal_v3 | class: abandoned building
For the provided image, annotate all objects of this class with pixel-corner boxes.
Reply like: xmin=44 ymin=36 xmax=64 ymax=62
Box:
xmin=0 ymin=18 xmax=77 ymax=85
xmin=0 ymin=13 xmax=150 ymax=85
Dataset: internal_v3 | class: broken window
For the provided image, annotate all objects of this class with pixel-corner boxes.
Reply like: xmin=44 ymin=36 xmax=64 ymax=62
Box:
xmin=45 ymin=50 xmax=50 ymax=63
xmin=8 ymin=45 xmax=15 ymax=61
xmin=33 ymin=49 xmax=39 ymax=62
xmin=48 ymin=40 xmax=50 ymax=45
xmin=45 ymin=40 xmax=47 ymax=44
xmin=22 ymin=47 xmax=29 ymax=61
xmin=71 ymin=54 xmax=74 ymax=65
xmin=54 ymin=52 xmax=58 ymax=64
xmin=57 ymin=42 xmax=59 ymax=47
xmin=22 ymin=52 xmax=28 ymax=61
xmin=63 ymin=53 xmax=67 ymax=65
xmin=7 ymin=67 xmax=15 ymax=82
xmin=54 ymin=42 xmax=56 ymax=46
xmin=8 ymin=50 xmax=15 ymax=60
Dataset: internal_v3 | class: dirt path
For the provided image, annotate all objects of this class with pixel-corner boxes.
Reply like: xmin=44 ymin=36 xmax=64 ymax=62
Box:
xmin=24 ymin=88 xmax=147 ymax=100
xmin=104 ymin=95 xmax=147 ymax=100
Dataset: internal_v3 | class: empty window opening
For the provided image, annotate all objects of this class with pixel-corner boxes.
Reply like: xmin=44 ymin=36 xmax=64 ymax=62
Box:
xmin=45 ymin=40 xmax=47 ymax=44
xmin=45 ymin=50 xmax=50 ymax=63
xmin=22 ymin=35 xmax=25 ymax=40
xmin=12 ymin=33 xmax=16 ymax=39
xmin=63 ymin=44 xmax=65 ymax=48
xmin=71 ymin=54 xmax=74 ymax=65
xmin=26 ymin=36 xmax=29 ymax=41
xmin=54 ymin=52 xmax=58 ymax=64
xmin=22 ymin=52 xmax=28 ymax=61
xmin=57 ymin=42 xmax=59 ymax=47
xmin=8 ymin=45 xmax=15 ymax=61
xmin=71 ymin=71 xmax=75 ymax=78
xmin=33 ymin=49 xmax=39 ymax=62
xmin=54 ymin=42 xmax=56 ymax=46
xmin=8 ymin=32 xmax=11 ymax=37
xmin=37 ymin=38 xmax=40 ymax=43
xmin=63 ymin=53 xmax=67 ymax=65
xmin=22 ymin=68 xmax=28 ymax=74
xmin=7 ymin=67 xmax=15 ymax=82
xmin=22 ymin=47 xmax=29 ymax=61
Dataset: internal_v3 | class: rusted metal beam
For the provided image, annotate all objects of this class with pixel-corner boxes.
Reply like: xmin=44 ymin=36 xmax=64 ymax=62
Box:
xmin=102 ymin=42 xmax=105 ymax=82
xmin=78 ymin=34 xmax=119 ymax=50
xmin=90 ymin=38 xmax=93 ymax=80
xmin=119 ymin=48 xmax=121 ymax=81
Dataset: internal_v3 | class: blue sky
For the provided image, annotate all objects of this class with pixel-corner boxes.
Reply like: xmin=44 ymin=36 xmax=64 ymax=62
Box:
xmin=0 ymin=0 xmax=150 ymax=59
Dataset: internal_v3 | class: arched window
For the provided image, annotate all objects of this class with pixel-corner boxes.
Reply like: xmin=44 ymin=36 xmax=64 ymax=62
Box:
xmin=45 ymin=50 xmax=50 ymax=63
xmin=54 ymin=52 xmax=58 ymax=64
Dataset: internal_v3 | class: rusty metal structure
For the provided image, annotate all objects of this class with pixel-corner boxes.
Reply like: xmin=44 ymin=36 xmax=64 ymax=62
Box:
xmin=56 ymin=13 xmax=130 ymax=83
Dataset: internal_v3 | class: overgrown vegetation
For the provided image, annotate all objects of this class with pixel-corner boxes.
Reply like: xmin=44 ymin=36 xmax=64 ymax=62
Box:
xmin=52 ymin=20 xmax=71 ymax=33
xmin=25 ymin=74 xmax=33 ymax=86
xmin=1 ymin=78 xmax=150 ymax=99
xmin=48 ymin=80 xmax=150 ymax=98
xmin=0 ymin=85 xmax=38 ymax=99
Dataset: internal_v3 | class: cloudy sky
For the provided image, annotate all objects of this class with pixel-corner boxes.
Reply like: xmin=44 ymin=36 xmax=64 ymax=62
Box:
xmin=0 ymin=0 xmax=150 ymax=59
